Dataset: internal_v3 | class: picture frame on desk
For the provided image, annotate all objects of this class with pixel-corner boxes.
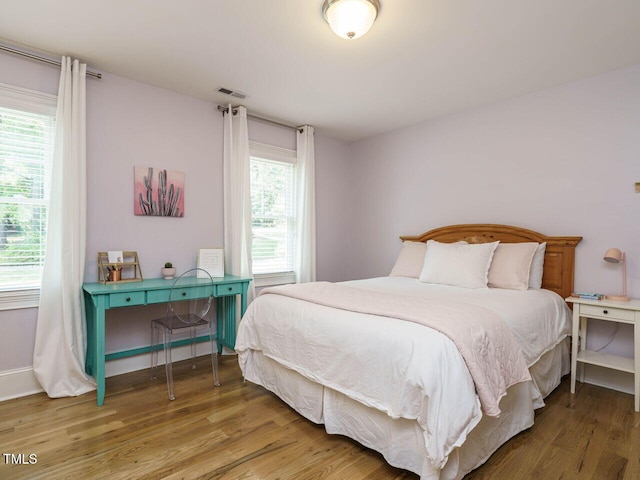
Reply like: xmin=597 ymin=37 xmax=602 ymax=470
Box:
xmin=197 ymin=248 xmax=224 ymax=278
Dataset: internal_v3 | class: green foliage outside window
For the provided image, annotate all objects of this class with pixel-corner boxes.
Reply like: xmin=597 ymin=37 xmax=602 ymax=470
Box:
xmin=250 ymin=156 xmax=296 ymax=272
xmin=0 ymin=108 xmax=52 ymax=288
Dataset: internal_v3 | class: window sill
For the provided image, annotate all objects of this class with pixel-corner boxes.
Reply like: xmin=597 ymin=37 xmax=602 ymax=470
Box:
xmin=0 ymin=287 xmax=40 ymax=311
xmin=253 ymin=272 xmax=296 ymax=288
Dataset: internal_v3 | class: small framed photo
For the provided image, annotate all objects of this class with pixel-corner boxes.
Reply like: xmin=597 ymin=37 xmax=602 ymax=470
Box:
xmin=197 ymin=248 xmax=224 ymax=278
xmin=107 ymin=250 xmax=124 ymax=263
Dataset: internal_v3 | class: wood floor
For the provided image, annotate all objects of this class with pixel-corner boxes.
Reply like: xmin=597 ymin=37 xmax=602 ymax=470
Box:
xmin=1 ymin=356 xmax=639 ymax=480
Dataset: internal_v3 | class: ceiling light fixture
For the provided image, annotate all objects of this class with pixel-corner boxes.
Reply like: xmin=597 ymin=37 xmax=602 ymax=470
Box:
xmin=322 ymin=0 xmax=380 ymax=40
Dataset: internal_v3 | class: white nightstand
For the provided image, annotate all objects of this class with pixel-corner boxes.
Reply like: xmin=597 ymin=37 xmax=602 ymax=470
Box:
xmin=566 ymin=296 xmax=640 ymax=412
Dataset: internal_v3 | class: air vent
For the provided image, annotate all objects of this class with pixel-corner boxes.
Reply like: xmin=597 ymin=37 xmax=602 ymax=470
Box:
xmin=217 ymin=87 xmax=246 ymax=99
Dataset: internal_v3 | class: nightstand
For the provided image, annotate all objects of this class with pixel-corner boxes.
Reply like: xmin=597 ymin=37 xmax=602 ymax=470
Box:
xmin=566 ymin=296 xmax=640 ymax=412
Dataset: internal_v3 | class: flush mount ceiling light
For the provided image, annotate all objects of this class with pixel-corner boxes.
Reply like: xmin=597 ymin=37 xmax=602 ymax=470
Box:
xmin=322 ymin=0 xmax=380 ymax=40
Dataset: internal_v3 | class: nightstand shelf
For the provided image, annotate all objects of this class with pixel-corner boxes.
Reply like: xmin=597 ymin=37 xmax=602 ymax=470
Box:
xmin=566 ymin=296 xmax=640 ymax=412
xmin=576 ymin=350 xmax=634 ymax=373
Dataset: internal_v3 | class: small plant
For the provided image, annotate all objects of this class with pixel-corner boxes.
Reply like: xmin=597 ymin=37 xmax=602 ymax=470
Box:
xmin=161 ymin=262 xmax=176 ymax=279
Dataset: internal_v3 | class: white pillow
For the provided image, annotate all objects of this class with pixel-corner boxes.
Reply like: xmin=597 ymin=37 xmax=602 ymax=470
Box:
xmin=488 ymin=242 xmax=539 ymax=290
xmin=419 ymin=240 xmax=499 ymax=289
xmin=528 ymin=242 xmax=546 ymax=289
xmin=389 ymin=241 xmax=427 ymax=278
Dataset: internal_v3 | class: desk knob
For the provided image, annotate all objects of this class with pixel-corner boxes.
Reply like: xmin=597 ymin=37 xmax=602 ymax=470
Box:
xmin=126 ymin=297 xmax=131 ymax=302
xmin=603 ymin=309 xmax=608 ymax=314
xmin=228 ymin=287 xmax=232 ymax=291
xmin=182 ymin=292 xmax=187 ymax=297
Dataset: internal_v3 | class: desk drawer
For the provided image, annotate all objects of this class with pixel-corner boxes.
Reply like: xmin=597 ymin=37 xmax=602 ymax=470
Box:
xmin=148 ymin=286 xmax=214 ymax=303
xmin=580 ymin=304 xmax=635 ymax=322
xmin=215 ymin=283 xmax=243 ymax=297
xmin=109 ymin=291 xmax=145 ymax=308
xmin=147 ymin=289 xmax=170 ymax=304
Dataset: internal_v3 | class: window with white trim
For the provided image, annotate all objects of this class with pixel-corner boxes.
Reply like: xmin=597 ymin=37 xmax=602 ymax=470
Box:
xmin=249 ymin=142 xmax=297 ymax=286
xmin=0 ymin=83 xmax=56 ymax=309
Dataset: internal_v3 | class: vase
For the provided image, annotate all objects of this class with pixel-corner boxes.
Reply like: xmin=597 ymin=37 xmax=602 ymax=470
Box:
xmin=161 ymin=267 xmax=177 ymax=280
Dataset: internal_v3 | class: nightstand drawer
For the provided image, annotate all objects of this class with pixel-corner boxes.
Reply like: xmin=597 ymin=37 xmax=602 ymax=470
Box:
xmin=109 ymin=291 xmax=145 ymax=308
xmin=579 ymin=304 xmax=635 ymax=322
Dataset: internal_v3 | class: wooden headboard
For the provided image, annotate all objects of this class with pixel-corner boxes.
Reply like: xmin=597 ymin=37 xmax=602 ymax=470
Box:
xmin=400 ymin=224 xmax=582 ymax=300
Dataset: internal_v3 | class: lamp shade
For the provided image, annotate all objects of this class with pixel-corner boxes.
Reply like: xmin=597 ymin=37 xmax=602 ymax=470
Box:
xmin=323 ymin=0 xmax=380 ymax=40
xmin=604 ymin=248 xmax=624 ymax=263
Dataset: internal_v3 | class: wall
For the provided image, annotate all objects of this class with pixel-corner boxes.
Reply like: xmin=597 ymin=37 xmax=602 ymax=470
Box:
xmin=0 ymin=50 xmax=352 ymax=399
xmin=315 ymin=134 xmax=357 ymax=282
xmin=346 ymin=64 xmax=640 ymax=392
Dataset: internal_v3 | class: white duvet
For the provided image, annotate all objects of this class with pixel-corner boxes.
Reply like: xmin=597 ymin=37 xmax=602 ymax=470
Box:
xmin=235 ymin=277 xmax=571 ymax=470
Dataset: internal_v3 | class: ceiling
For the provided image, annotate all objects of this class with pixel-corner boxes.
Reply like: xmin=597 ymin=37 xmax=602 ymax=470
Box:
xmin=1 ymin=0 xmax=640 ymax=141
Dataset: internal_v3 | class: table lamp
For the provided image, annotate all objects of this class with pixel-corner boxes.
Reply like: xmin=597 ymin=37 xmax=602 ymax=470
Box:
xmin=603 ymin=248 xmax=629 ymax=301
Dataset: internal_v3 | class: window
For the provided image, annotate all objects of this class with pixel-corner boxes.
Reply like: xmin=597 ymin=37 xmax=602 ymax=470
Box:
xmin=249 ymin=142 xmax=297 ymax=286
xmin=0 ymin=83 xmax=56 ymax=309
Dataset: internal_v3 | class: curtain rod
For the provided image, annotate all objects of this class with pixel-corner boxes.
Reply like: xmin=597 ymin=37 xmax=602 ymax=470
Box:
xmin=217 ymin=105 xmax=303 ymax=133
xmin=0 ymin=43 xmax=102 ymax=79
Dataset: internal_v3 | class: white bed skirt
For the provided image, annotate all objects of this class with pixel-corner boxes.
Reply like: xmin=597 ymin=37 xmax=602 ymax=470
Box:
xmin=240 ymin=338 xmax=569 ymax=480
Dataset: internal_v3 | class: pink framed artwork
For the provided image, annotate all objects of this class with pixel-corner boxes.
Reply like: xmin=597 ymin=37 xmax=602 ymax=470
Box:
xmin=134 ymin=166 xmax=185 ymax=217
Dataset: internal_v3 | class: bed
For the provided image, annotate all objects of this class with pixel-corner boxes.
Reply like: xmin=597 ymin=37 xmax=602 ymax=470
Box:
xmin=236 ymin=224 xmax=582 ymax=479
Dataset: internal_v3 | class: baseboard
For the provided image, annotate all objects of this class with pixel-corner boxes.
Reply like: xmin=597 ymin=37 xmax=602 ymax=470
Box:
xmin=105 ymin=342 xmax=218 ymax=377
xmin=0 ymin=367 xmax=43 ymax=402
xmin=582 ymin=364 xmax=634 ymax=395
xmin=0 ymin=343 xmax=234 ymax=402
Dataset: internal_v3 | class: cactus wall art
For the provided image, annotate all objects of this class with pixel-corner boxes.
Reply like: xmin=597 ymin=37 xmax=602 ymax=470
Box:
xmin=134 ymin=166 xmax=185 ymax=217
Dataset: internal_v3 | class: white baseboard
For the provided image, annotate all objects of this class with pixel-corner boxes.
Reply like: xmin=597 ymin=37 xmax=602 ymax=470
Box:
xmin=2 ymin=355 xmax=630 ymax=404
xmin=0 ymin=367 xmax=43 ymax=402
xmin=105 ymin=342 xmax=217 ymax=377
xmin=0 ymin=343 xmax=233 ymax=402
xmin=582 ymin=364 xmax=634 ymax=395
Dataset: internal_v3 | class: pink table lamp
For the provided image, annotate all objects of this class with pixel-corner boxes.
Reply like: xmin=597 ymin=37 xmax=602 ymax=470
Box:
xmin=604 ymin=248 xmax=629 ymax=301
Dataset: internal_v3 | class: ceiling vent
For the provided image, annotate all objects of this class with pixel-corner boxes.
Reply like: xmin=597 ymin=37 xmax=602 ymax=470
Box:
xmin=216 ymin=87 xmax=246 ymax=99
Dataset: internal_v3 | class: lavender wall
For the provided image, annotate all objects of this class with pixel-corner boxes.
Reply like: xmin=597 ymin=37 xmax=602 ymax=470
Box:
xmin=85 ymin=73 xmax=224 ymax=286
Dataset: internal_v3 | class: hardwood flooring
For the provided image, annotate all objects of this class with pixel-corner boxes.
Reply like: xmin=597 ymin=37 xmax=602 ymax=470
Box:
xmin=1 ymin=356 xmax=638 ymax=479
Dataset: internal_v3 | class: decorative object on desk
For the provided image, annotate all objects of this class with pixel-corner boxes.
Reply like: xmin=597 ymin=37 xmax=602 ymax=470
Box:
xmin=571 ymin=292 xmax=605 ymax=301
xmin=108 ymin=265 xmax=122 ymax=282
xmin=134 ymin=166 xmax=185 ymax=217
xmin=603 ymin=248 xmax=629 ymax=301
xmin=107 ymin=250 xmax=123 ymax=263
xmin=97 ymin=251 xmax=143 ymax=283
xmin=161 ymin=262 xmax=177 ymax=280
xmin=197 ymin=248 xmax=225 ymax=278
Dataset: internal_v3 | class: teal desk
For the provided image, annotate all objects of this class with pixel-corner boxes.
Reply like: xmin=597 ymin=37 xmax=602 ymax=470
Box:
xmin=82 ymin=275 xmax=251 ymax=406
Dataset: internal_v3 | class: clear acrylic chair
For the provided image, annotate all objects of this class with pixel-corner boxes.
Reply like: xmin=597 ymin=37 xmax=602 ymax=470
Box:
xmin=150 ymin=268 xmax=220 ymax=400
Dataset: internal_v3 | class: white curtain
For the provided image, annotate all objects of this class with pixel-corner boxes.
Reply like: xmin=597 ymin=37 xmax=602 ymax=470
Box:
xmin=295 ymin=126 xmax=316 ymax=283
xmin=33 ymin=57 xmax=95 ymax=396
xmin=223 ymin=105 xmax=255 ymax=302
